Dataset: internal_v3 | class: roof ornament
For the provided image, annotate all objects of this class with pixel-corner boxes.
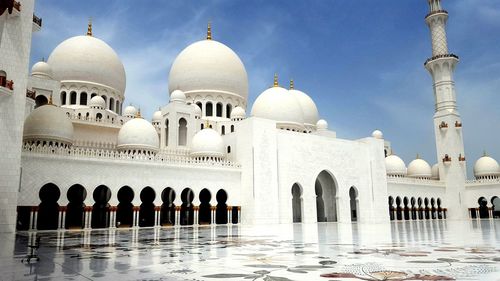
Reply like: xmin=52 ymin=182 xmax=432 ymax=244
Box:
xmin=289 ymin=79 xmax=294 ymax=90
xmin=416 ymin=153 xmax=420 ymax=159
xmin=483 ymin=150 xmax=488 ymax=157
xmin=48 ymin=94 xmax=53 ymax=105
xmin=135 ymin=108 xmax=142 ymax=118
xmin=273 ymin=73 xmax=279 ymax=87
xmin=207 ymin=21 xmax=212 ymax=40
xmin=205 ymin=119 xmax=210 ymax=129
xmin=87 ymin=17 xmax=92 ymax=36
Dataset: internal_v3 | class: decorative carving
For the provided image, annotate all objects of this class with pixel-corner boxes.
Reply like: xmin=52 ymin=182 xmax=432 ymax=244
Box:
xmin=455 ymin=121 xmax=462 ymax=128
xmin=442 ymin=154 xmax=451 ymax=163
xmin=439 ymin=121 xmax=448 ymax=129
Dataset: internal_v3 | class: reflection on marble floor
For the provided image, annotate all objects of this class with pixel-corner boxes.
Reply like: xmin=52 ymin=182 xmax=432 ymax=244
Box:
xmin=1 ymin=220 xmax=500 ymax=280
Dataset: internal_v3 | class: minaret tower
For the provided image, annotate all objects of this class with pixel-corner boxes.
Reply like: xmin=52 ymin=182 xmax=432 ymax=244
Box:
xmin=424 ymin=0 xmax=467 ymax=219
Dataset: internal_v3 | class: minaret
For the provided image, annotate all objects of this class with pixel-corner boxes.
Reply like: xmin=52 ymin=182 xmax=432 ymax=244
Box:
xmin=424 ymin=0 xmax=467 ymax=219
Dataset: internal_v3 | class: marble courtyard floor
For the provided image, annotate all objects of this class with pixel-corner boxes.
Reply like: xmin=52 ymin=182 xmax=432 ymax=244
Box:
xmin=1 ymin=220 xmax=500 ymax=280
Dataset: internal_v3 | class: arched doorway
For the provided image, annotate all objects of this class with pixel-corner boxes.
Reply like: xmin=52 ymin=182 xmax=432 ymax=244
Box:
xmin=66 ymin=184 xmax=86 ymax=229
xmin=37 ymin=183 xmax=60 ymax=230
xmin=206 ymin=102 xmax=213 ymax=116
xmin=199 ymin=189 xmax=212 ymax=225
xmin=216 ymin=102 xmax=223 ymax=117
xmin=226 ymin=104 xmax=232 ymax=119
xmin=424 ymin=198 xmax=430 ymax=219
xmin=92 ymin=185 xmax=111 ymax=228
xmin=395 ymin=197 xmax=402 ymax=220
xmin=291 ymin=183 xmax=302 ymax=223
xmin=430 ymin=198 xmax=436 ymax=219
xmin=117 ymin=186 xmax=134 ymax=227
xmin=478 ymin=197 xmax=489 ymax=218
xmin=139 ymin=187 xmax=155 ymax=227
xmin=35 ymin=95 xmax=48 ymax=108
xmin=410 ymin=197 xmax=417 ymax=220
xmin=388 ymin=196 xmax=395 ymax=221
xmin=180 ymin=188 xmax=194 ymax=225
xmin=417 ymin=198 xmax=423 ymax=220
xmin=403 ymin=197 xmax=410 ymax=220
xmin=161 ymin=187 xmax=175 ymax=225
xmin=492 ymin=197 xmax=500 ymax=218
xmin=216 ymin=189 xmax=228 ymax=224
xmin=315 ymin=170 xmax=337 ymax=222
xmin=349 ymin=186 xmax=358 ymax=222
xmin=178 ymin=118 xmax=187 ymax=146
xmin=437 ymin=198 xmax=443 ymax=219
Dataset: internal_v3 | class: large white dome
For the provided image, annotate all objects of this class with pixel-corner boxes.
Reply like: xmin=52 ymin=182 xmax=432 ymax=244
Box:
xmin=289 ymin=88 xmax=319 ymax=127
xmin=407 ymin=158 xmax=432 ymax=179
xmin=431 ymin=163 xmax=440 ymax=180
xmin=251 ymin=86 xmax=305 ymax=131
xmin=168 ymin=39 xmax=248 ymax=101
xmin=230 ymin=106 xmax=246 ymax=120
xmin=47 ymin=35 xmax=126 ymax=94
xmin=190 ymin=128 xmax=225 ymax=159
xmin=385 ymin=155 xmax=407 ymax=176
xmin=117 ymin=117 xmax=159 ymax=153
xmin=473 ymin=155 xmax=500 ymax=179
xmin=23 ymin=104 xmax=74 ymax=145
xmin=123 ymin=105 xmax=137 ymax=118
xmin=31 ymin=61 xmax=53 ymax=79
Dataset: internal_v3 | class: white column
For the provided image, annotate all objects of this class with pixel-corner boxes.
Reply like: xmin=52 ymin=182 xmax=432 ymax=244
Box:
xmin=76 ymin=92 xmax=81 ymax=105
xmin=154 ymin=207 xmax=160 ymax=227
xmin=228 ymin=206 xmax=233 ymax=224
xmin=109 ymin=208 xmax=116 ymax=228
xmin=193 ymin=207 xmax=199 ymax=226
xmin=175 ymin=206 xmax=180 ymax=226
xmin=29 ymin=208 xmax=34 ymax=230
xmin=237 ymin=207 xmax=241 ymax=224
xmin=211 ymin=207 xmax=216 ymax=224
xmin=132 ymin=207 xmax=138 ymax=228
xmin=60 ymin=209 xmax=66 ymax=230
xmin=33 ymin=209 xmax=38 ymax=230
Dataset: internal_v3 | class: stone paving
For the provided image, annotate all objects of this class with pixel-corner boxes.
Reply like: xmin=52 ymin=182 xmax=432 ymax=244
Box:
xmin=1 ymin=220 xmax=500 ymax=280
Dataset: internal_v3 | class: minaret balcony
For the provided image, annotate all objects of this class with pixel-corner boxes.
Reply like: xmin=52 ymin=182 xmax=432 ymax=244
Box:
xmin=32 ymin=14 xmax=42 ymax=32
xmin=454 ymin=121 xmax=462 ymax=128
xmin=26 ymin=89 xmax=36 ymax=100
xmin=425 ymin=10 xmax=448 ymax=19
xmin=0 ymin=79 xmax=14 ymax=97
xmin=9 ymin=1 xmax=21 ymax=17
xmin=424 ymin=53 xmax=459 ymax=67
xmin=458 ymin=154 xmax=466 ymax=162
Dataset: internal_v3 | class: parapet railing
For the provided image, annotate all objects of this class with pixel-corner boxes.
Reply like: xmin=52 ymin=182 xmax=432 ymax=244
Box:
xmin=465 ymin=178 xmax=500 ymax=185
xmin=424 ymin=53 xmax=459 ymax=66
xmin=22 ymin=143 xmax=241 ymax=169
xmin=425 ymin=9 xmax=448 ymax=19
xmin=387 ymin=176 xmax=444 ymax=186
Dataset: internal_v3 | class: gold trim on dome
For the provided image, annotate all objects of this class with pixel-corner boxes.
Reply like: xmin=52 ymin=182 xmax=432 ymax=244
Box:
xmin=207 ymin=21 xmax=212 ymax=40
xmin=87 ymin=18 xmax=92 ymax=36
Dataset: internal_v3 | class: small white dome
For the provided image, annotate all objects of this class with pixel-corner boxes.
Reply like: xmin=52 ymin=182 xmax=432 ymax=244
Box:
xmin=123 ymin=105 xmax=138 ymax=118
xmin=289 ymin=88 xmax=319 ymax=127
xmin=385 ymin=155 xmax=407 ymax=176
xmin=89 ymin=95 xmax=106 ymax=109
xmin=230 ymin=106 xmax=246 ymax=120
xmin=117 ymin=117 xmax=159 ymax=153
xmin=473 ymin=155 xmax=500 ymax=179
xmin=251 ymin=86 xmax=305 ymax=131
xmin=31 ymin=61 xmax=53 ymax=79
xmin=407 ymin=157 xmax=432 ymax=179
xmin=47 ymin=35 xmax=126 ymax=94
xmin=316 ymin=119 xmax=328 ymax=130
xmin=190 ymin=128 xmax=225 ymax=159
xmin=431 ymin=163 xmax=440 ymax=180
xmin=372 ymin=129 xmax=383 ymax=139
xmin=168 ymin=39 xmax=248 ymax=102
xmin=23 ymin=104 xmax=74 ymax=145
xmin=152 ymin=110 xmax=162 ymax=123
xmin=170 ymin=90 xmax=187 ymax=103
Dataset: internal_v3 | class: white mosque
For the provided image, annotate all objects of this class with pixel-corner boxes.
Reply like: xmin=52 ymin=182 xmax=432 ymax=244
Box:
xmin=0 ymin=0 xmax=499 ymax=233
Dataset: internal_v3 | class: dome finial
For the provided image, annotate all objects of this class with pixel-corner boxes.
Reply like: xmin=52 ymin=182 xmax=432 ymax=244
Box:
xmin=289 ymin=79 xmax=294 ymax=90
xmin=87 ymin=17 xmax=93 ymax=36
xmin=135 ymin=108 xmax=142 ymax=118
xmin=416 ymin=153 xmax=420 ymax=159
xmin=207 ymin=21 xmax=212 ymax=40
xmin=48 ymin=94 xmax=53 ymax=105
xmin=273 ymin=73 xmax=279 ymax=87
xmin=483 ymin=150 xmax=488 ymax=157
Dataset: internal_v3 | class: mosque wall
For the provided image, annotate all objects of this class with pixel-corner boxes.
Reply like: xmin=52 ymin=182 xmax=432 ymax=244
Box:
xmin=0 ymin=0 xmax=36 ymax=233
xmin=19 ymin=154 xmax=241 ymax=208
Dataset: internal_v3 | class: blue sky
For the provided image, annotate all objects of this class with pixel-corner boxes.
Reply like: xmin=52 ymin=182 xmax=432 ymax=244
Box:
xmin=30 ymin=0 xmax=500 ymax=176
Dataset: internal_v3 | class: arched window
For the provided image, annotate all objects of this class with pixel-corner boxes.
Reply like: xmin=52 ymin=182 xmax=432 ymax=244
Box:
xmin=206 ymin=102 xmax=213 ymax=117
xmin=60 ymin=91 xmax=67 ymax=105
xmin=35 ymin=95 xmax=48 ymax=108
xmin=201 ymin=123 xmax=204 ymax=130
xmin=109 ymin=97 xmax=114 ymax=111
xmin=216 ymin=102 xmax=223 ymax=117
xmin=101 ymin=95 xmax=107 ymax=108
xmin=231 ymin=125 xmax=235 ymax=133
xmin=96 ymin=113 xmax=102 ymax=120
xmin=226 ymin=104 xmax=232 ymax=119
xmin=178 ymin=118 xmax=187 ymax=146
xmin=227 ymin=146 xmax=231 ymax=153
xmin=70 ymin=91 xmax=77 ymax=105
xmin=196 ymin=102 xmax=202 ymax=115
xmin=80 ymin=92 xmax=88 ymax=105
xmin=221 ymin=125 xmax=225 ymax=135
xmin=165 ymin=119 xmax=169 ymax=147
xmin=116 ymin=100 xmax=120 ymax=114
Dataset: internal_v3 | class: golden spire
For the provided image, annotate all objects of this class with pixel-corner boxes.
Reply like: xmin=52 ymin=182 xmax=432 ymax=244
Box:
xmin=207 ymin=21 xmax=212 ymax=40
xmin=135 ymin=108 xmax=142 ymax=118
xmin=483 ymin=150 xmax=488 ymax=157
xmin=273 ymin=73 xmax=279 ymax=87
xmin=205 ymin=119 xmax=210 ymax=129
xmin=416 ymin=153 xmax=420 ymax=159
xmin=48 ymin=94 xmax=53 ymax=105
xmin=289 ymin=79 xmax=294 ymax=90
xmin=87 ymin=18 xmax=93 ymax=36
